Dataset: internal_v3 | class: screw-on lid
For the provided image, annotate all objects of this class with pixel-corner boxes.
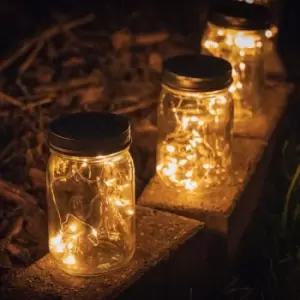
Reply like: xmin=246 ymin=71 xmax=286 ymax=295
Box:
xmin=209 ymin=1 xmax=270 ymax=30
xmin=162 ymin=55 xmax=233 ymax=92
xmin=48 ymin=112 xmax=131 ymax=157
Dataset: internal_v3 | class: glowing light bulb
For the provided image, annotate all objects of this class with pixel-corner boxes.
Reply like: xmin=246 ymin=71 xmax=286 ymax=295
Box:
xmin=235 ymin=35 xmax=256 ymax=49
xmin=226 ymin=36 xmax=233 ymax=46
xmin=182 ymin=117 xmax=189 ymax=129
xmin=204 ymin=40 xmax=219 ymax=49
xmin=265 ymin=29 xmax=272 ymax=38
xmin=203 ymin=163 xmax=213 ymax=170
xmin=105 ymin=178 xmax=116 ymax=186
xmin=91 ymin=228 xmax=97 ymax=237
xmin=166 ymin=145 xmax=175 ymax=153
xmin=184 ymin=180 xmax=198 ymax=191
xmin=229 ymin=85 xmax=236 ymax=93
xmin=126 ymin=209 xmax=134 ymax=216
xmin=50 ymin=234 xmax=65 ymax=253
xmin=63 ymin=255 xmax=76 ymax=265
xmin=179 ymin=159 xmax=187 ymax=166
xmin=185 ymin=171 xmax=193 ymax=178
xmin=239 ymin=63 xmax=246 ymax=71
xmin=115 ymin=199 xmax=129 ymax=207
xmin=69 ymin=224 xmax=77 ymax=232
xmin=237 ymin=82 xmax=243 ymax=89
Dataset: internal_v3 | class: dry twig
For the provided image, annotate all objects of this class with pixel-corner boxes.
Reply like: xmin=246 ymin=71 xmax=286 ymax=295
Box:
xmin=135 ymin=31 xmax=169 ymax=45
xmin=19 ymin=41 xmax=45 ymax=74
xmin=114 ymin=98 xmax=157 ymax=115
xmin=22 ymin=98 xmax=53 ymax=110
xmin=0 ymin=179 xmax=38 ymax=207
xmin=0 ymin=92 xmax=23 ymax=107
xmin=34 ymin=75 xmax=100 ymax=94
xmin=0 ymin=14 xmax=95 ymax=72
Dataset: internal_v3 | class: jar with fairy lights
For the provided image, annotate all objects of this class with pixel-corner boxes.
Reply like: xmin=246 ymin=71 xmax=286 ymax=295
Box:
xmin=47 ymin=112 xmax=135 ymax=276
xmin=156 ymin=55 xmax=233 ymax=192
xmin=201 ymin=1 xmax=270 ymax=120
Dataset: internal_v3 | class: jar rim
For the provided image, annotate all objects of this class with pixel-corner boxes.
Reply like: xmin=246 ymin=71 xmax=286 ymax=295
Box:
xmin=49 ymin=146 xmax=131 ymax=160
xmin=162 ymin=55 xmax=233 ymax=92
xmin=48 ymin=112 xmax=131 ymax=157
xmin=209 ymin=1 xmax=270 ymax=31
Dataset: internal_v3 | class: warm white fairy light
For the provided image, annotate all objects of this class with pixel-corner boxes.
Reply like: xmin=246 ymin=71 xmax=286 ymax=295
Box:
xmin=202 ymin=23 xmax=265 ymax=118
xmin=157 ymin=88 xmax=232 ymax=192
xmin=48 ymin=153 xmax=135 ymax=274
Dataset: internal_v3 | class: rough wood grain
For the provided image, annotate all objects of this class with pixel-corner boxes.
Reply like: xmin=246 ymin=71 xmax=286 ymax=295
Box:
xmin=0 ymin=206 xmax=203 ymax=300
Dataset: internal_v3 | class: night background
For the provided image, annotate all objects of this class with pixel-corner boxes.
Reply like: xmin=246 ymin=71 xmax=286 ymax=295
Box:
xmin=1 ymin=0 xmax=300 ymax=299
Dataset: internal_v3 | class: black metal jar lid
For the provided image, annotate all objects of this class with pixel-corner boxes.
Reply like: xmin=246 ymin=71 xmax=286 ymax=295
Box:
xmin=209 ymin=0 xmax=270 ymax=30
xmin=48 ymin=112 xmax=131 ymax=157
xmin=162 ymin=55 xmax=233 ymax=92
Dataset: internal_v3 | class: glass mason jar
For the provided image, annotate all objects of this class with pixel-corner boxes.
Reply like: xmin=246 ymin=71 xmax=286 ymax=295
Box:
xmin=201 ymin=1 xmax=270 ymax=120
xmin=157 ymin=55 xmax=233 ymax=192
xmin=47 ymin=112 xmax=135 ymax=276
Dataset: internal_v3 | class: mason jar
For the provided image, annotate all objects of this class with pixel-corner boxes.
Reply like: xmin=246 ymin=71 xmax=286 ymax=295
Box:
xmin=156 ymin=55 xmax=233 ymax=192
xmin=201 ymin=1 xmax=270 ymax=120
xmin=47 ymin=112 xmax=135 ymax=276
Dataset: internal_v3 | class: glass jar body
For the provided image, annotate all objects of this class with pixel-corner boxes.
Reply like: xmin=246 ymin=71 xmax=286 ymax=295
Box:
xmin=202 ymin=23 xmax=265 ymax=120
xmin=47 ymin=149 xmax=135 ymax=276
xmin=157 ymin=85 xmax=233 ymax=192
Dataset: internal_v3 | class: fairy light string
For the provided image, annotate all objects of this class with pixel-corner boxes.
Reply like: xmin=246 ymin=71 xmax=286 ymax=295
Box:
xmin=202 ymin=24 xmax=264 ymax=118
xmin=49 ymin=153 xmax=134 ymax=271
xmin=157 ymin=88 xmax=232 ymax=192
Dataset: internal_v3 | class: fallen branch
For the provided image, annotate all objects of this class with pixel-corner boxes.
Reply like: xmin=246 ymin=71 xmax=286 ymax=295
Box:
xmin=19 ymin=40 xmax=45 ymax=74
xmin=34 ymin=75 xmax=100 ymax=94
xmin=0 ymin=139 xmax=18 ymax=161
xmin=114 ymin=99 xmax=157 ymax=115
xmin=0 ymin=178 xmax=38 ymax=207
xmin=0 ymin=92 xmax=23 ymax=107
xmin=135 ymin=31 xmax=169 ymax=46
xmin=3 ymin=216 xmax=24 ymax=242
xmin=0 ymin=14 xmax=95 ymax=72
xmin=22 ymin=98 xmax=53 ymax=110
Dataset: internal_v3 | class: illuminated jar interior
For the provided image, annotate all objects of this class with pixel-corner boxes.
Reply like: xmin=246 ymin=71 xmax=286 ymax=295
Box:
xmin=157 ymin=55 xmax=233 ymax=192
xmin=201 ymin=1 xmax=270 ymax=120
xmin=47 ymin=112 xmax=135 ymax=276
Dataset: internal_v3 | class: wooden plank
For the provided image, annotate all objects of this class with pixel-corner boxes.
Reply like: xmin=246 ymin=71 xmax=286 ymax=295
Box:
xmin=0 ymin=206 xmax=203 ymax=300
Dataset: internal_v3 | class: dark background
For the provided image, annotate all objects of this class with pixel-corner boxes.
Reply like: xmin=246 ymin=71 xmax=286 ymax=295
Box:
xmin=0 ymin=0 xmax=299 ymax=79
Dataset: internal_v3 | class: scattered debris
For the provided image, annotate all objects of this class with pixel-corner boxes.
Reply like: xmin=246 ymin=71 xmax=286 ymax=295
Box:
xmin=0 ymin=8 xmax=197 ymax=267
